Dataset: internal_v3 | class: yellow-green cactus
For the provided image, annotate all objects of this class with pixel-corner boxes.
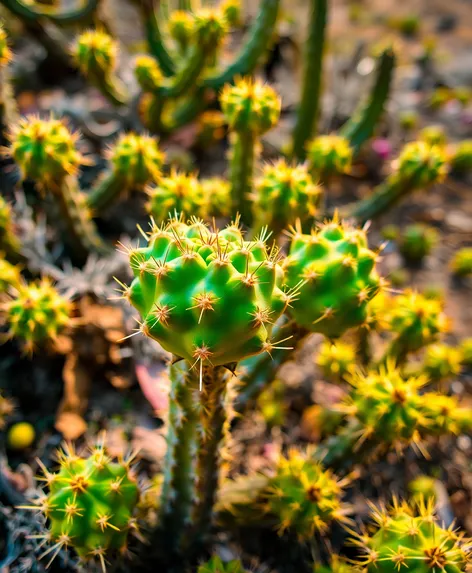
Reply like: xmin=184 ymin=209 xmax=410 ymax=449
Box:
xmin=450 ymin=247 xmax=472 ymax=277
xmin=450 ymin=140 xmax=472 ymax=173
xmin=408 ymin=475 xmax=437 ymax=504
xmin=257 ymin=378 xmax=286 ymax=427
xmin=134 ymin=54 xmax=163 ymax=92
xmin=168 ymin=10 xmax=194 ymax=53
xmin=314 ymin=554 xmax=358 ymax=573
xmin=0 ymin=24 xmax=12 ymax=67
xmin=307 ymin=135 xmax=353 ymax=181
xmin=419 ymin=125 xmax=447 ymax=148
xmin=422 ymin=343 xmax=462 ymax=383
xmin=460 ymin=338 xmax=472 ymax=367
xmin=316 ymin=340 xmax=356 ymax=382
xmin=0 ymin=256 xmax=21 ymax=293
xmin=199 ymin=177 xmax=232 ymax=218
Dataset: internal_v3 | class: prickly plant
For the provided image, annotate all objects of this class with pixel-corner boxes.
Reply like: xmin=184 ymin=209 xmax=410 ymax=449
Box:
xmin=314 ymin=554 xmax=358 ymax=573
xmin=167 ymin=10 xmax=194 ymax=54
xmin=198 ymin=555 xmax=247 ymax=573
xmin=9 ymin=115 xmax=106 ymax=259
xmin=450 ymin=247 xmax=472 ymax=277
xmin=316 ymin=340 xmax=356 ymax=382
xmin=251 ymin=159 xmax=322 ymax=238
xmin=307 ymin=135 xmax=353 ymax=182
xmin=418 ymin=393 xmax=472 ymax=436
xmin=263 ymin=449 xmax=351 ymax=539
xmin=0 ymin=196 xmax=21 ymax=261
xmin=23 ymin=442 xmax=140 ymax=568
xmin=351 ymin=499 xmax=471 ymax=573
xmin=460 ymin=338 xmax=472 ymax=367
xmin=72 ymin=29 xmax=129 ymax=106
xmin=421 ymin=343 xmax=462 ymax=383
xmin=1 ymin=278 xmax=71 ymax=353
xmin=196 ymin=111 xmax=227 ymax=149
xmin=221 ymin=77 xmax=281 ymax=224
xmin=199 ymin=178 xmax=232 ymax=218
xmin=398 ymin=224 xmax=438 ymax=264
xmin=349 ymin=141 xmax=448 ymax=222
xmin=0 ymin=256 xmax=21 ymax=293
xmin=450 ymin=140 xmax=472 ymax=173
xmin=87 ymin=132 xmax=165 ymax=213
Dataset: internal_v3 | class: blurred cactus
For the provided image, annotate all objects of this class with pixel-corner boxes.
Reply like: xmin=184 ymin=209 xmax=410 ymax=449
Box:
xmin=316 ymin=340 xmax=356 ymax=382
xmin=419 ymin=125 xmax=447 ymax=148
xmin=199 ymin=177 xmax=232 ymax=218
xmin=307 ymin=135 xmax=353 ymax=182
xmin=301 ymin=403 xmax=345 ymax=442
xmin=450 ymin=247 xmax=472 ymax=277
xmin=398 ymin=223 xmax=438 ymax=264
xmin=257 ymin=378 xmax=286 ymax=427
xmin=198 ymin=555 xmax=247 ymax=573
xmin=408 ymin=475 xmax=438 ymax=504
xmin=314 ymin=554 xmax=358 ymax=573
xmin=221 ymin=77 xmax=281 ymax=224
xmin=167 ymin=10 xmax=194 ymax=54
xmin=399 ymin=110 xmax=419 ymax=131
xmin=422 ymin=343 xmax=462 ymax=383
xmin=460 ymin=338 xmax=472 ymax=367
xmin=195 ymin=111 xmax=227 ymax=149
xmin=0 ymin=256 xmax=21 ymax=293
xmin=0 ymin=23 xmax=17 ymax=135
xmin=450 ymin=141 xmax=472 ymax=174
xmin=220 ymin=0 xmax=242 ymax=28
xmin=419 ymin=393 xmax=472 ymax=436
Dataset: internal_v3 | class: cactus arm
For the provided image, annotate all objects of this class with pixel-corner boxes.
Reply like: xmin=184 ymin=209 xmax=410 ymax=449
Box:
xmin=94 ymin=73 xmax=130 ymax=106
xmin=346 ymin=176 xmax=407 ymax=223
xmin=0 ymin=0 xmax=100 ymax=23
xmin=203 ymin=0 xmax=280 ymax=90
xmin=340 ymin=46 xmax=395 ymax=154
xmin=161 ymin=47 xmax=212 ymax=99
xmin=228 ymin=131 xmax=256 ymax=225
xmin=86 ymin=171 xmax=124 ymax=213
xmin=291 ymin=0 xmax=328 ymax=161
xmin=138 ymin=0 xmax=176 ymax=77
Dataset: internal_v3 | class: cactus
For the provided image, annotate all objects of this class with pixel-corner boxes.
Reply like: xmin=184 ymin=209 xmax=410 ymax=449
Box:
xmin=221 ymin=78 xmax=281 ymax=225
xmin=72 ymin=30 xmax=129 ymax=106
xmin=0 ymin=23 xmax=18 ymax=138
xmin=398 ymin=223 xmax=438 ymax=264
xmin=220 ymin=0 xmax=241 ymax=28
xmin=450 ymin=140 xmax=472 ymax=174
xmin=87 ymin=133 xmax=164 ymax=213
xmin=351 ymin=499 xmax=470 ymax=572
xmin=418 ymin=393 xmax=472 ymax=436
xmin=22 ymin=441 xmax=140 ymax=568
xmin=168 ymin=10 xmax=194 ymax=54
xmin=316 ymin=340 xmax=356 ymax=382
xmin=307 ymin=135 xmax=353 ymax=182
xmin=198 ymin=556 xmax=247 ymax=573
xmin=0 ymin=196 xmax=20 ymax=259
xmin=263 ymin=450 xmax=351 ymax=539
xmin=421 ymin=343 xmax=462 ymax=383
xmin=251 ymin=160 xmax=323 ymax=239
xmin=419 ymin=125 xmax=447 ymax=148
xmin=450 ymin=247 xmax=472 ymax=277
xmin=1 ymin=0 xmax=99 ymax=24
xmin=1 ymin=278 xmax=71 ymax=354
xmin=196 ymin=111 xmax=227 ymax=149
xmin=0 ymin=256 xmax=21 ymax=293
xmin=291 ymin=0 xmax=328 ymax=161
xmin=0 ymin=390 xmax=14 ymax=430
xmin=9 ymin=115 xmax=107 ymax=259
xmin=408 ymin=476 xmax=437 ymax=504
xmin=348 ymin=141 xmax=448 ymax=222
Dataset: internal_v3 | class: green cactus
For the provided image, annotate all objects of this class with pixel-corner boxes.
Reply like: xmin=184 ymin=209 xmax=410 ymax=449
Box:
xmin=399 ymin=110 xmax=419 ymax=131
xmin=87 ymin=133 xmax=164 ymax=213
xmin=291 ymin=0 xmax=328 ymax=161
xmin=221 ymin=77 xmax=281 ymax=225
xmin=316 ymin=340 xmax=356 ymax=382
xmin=421 ymin=343 xmax=462 ymax=383
xmin=450 ymin=247 xmax=472 ymax=277
xmin=195 ymin=111 xmax=227 ymax=150
xmin=0 ymin=195 xmax=21 ymax=258
xmin=351 ymin=499 xmax=470 ymax=572
xmin=460 ymin=338 xmax=472 ymax=367
xmin=419 ymin=125 xmax=447 ymax=148
xmin=134 ymin=54 xmax=163 ymax=92
xmin=263 ymin=450 xmax=351 ymax=539
xmin=348 ymin=141 xmax=448 ymax=222
xmin=0 ymin=256 xmax=21 ymax=293
xmin=398 ymin=224 xmax=438 ymax=264
xmin=23 ymin=441 xmax=140 ymax=568
xmin=418 ymin=393 xmax=472 ymax=436
xmin=307 ymin=135 xmax=353 ymax=182
xmin=9 ymin=115 xmax=107 ymax=260
xmin=146 ymin=171 xmax=207 ymax=222
xmin=72 ymin=30 xmax=129 ymax=106
xmin=220 ymin=0 xmax=241 ymax=28
xmin=198 ymin=555 xmax=247 ymax=573
xmin=251 ymin=159 xmax=323 ymax=239
xmin=314 ymin=554 xmax=358 ymax=573
xmin=408 ymin=476 xmax=438 ymax=504
xmin=1 ymin=278 xmax=71 ymax=354
xmin=450 ymin=140 xmax=472 ymax=174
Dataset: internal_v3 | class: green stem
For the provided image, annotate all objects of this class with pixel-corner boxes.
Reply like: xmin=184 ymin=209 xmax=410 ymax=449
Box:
xmin=138 ymin=0 xmax=176 ymax=77
xmin=94 ymin=73 xmax=130 ymax=106
xmin=229 ymin=131 xmax=256 ymax=226
xmin=340 ymin=46 xmax=395 ymax=154
xmin=161 ymin=46 xmax=211 ymax=99
xmin=291 ymin=0 xmax=327 ymax=161
xmin=87 ymin=171 xmax=124 ymax=214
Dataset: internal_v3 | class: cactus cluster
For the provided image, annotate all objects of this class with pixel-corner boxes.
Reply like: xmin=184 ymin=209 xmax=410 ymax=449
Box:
xmin=450 ymin=140 xmax=472 ymax=173
xmin=0 ymin=196 xmax=20 ymax=256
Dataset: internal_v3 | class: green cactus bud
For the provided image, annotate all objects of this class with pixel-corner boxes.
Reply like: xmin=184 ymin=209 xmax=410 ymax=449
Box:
xmin=28 ymin=441 xmax=140 ymax=567
xmin=419 ymin=125 xmax=447 ymax=148
xmin=398 ymin=224 xmax=438 ymax=264
xmin=316 ymin=340 xmax=356 ymax=382
xmin=251 ymin=160 xmax=323 ymax=237
xmin=0 ymin=24 xmax=12 ymax=67
xmin=450 ymin=247 xmax=472 ymax=277
xmin=9 ymin=116 xmax=83 ymax=185
xmin=264 ymin=450 xmax=350 ymax=539
xmin=314 ymin=554 xmax=358 ymax=573
xmin=125 ymin=217 xmax=290 ymax=368
xmin=460 ymin=338 xmax=472 ymax=367
xmin=381 ymin=224 xmax=400 ymax=241
xmin=283 ymin=216 xmax=383 ymax=338
xmin=408 ymin=475 xmax=438 ymax=504
xmin=1 ymin=278 xmax=71 ymax=354
xmin=134 ymin=55 xmax=163 ymax=92
xmin=198 ymin=556 xmax=247 ymax=573
xmin=422 ymin=343 xmax=462 ymax=383
xmin=0 ymin=256 xmax=21 ymax=293
xmin=450 ymin=140 xmax=472 ymax=173
xmin=168 ymin=10 xmax=194 ymax=52
xmin=192 ymin=8 xmax=228 ymax=49
xmin=146 ymin=171 xmax=207 ymax=222
xmin=0 ymin=390 xmax=14 ymax=430
xmin=200 ymin=177 xmax=232 ymax=218
xmin=352 ymin=499 xmax=470 ymax=572
xmin=307 ymin=135 xmax=353 ymax=180
xmin=257 ymin=378 xmax=286 ymax=427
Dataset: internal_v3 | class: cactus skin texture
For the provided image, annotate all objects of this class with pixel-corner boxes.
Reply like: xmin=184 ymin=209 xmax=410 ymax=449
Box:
xmin=450 ymin=140 xmax=472 ymax=173
xmin=422 ymin=343 xmax=462 ymax=383
xmin=349 ymin=141 xmax=448 ymax=222
xmin=251 ymin=160 xmax=323 ymax=238
xmin=0 ymin=257 xmax=21 ymax=293
xmin=1 ymin=278 xmax=71 ymax=354
xmin=198 ymin=556 xmax=247 ymax=573
xmin=316 ymin=340 xmax=356 ymax=382
xmin=0 ymin=196 xmax=20 ymax=258
xmin=72 ymin=30 xmax=129 ymax=106
xmin=398 ymin=224 xmax=438 ymax=264
xmin=264 ymin=450 xmax=350 ymax=539
xmin=221 ymin=78 xmax=281 ymax=225
xmin=283 ymin=216 xmax=382 ymax=339
xmin=307 ymin=135 xmax=353 ymax=182
xmin=88 ymin=133 xmax=164 ymax=213
xmin=9 ymin=116 xmax=107 ymax=259
xmin=351 ymin=499 xmax=471 ymax=573
xmin=27 ymin=442 xmax=140 ymax=568
xmin=200 ymin=178 xmax=232 ymax=218
xmin=450 ymin=247 xmax=472 ymax=278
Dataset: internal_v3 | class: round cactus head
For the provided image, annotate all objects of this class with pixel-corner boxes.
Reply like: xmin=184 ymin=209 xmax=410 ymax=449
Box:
xmin=265 ymin=450 xmax=350 ymax=539
xmin=9 ymin=116 xmax=83 ymax=185
xmin=419 ymin=125 xmax=447 ymax=148
xmin=0 ymin=24 xmax=12 ymax=67
xmin=2 ymin=278 xmax=71 ymax=354
xmin=450 ymin=140 xmax=472 ymax=173
xmin=220 ymin=77 xmax=281 ymax=134
xmin=125 ymin=217 xmax=291 ymax=371
xmin=352 ymin=499 xmax=470 ymax=573
xmin=31 ymin=440 xmax=139 ymax=567
xmin=316 ymin=340 xmax=356 ymax=381
xmin=399 ymin=224 xmax=438 ymax=264
xmin=394 ymin=141 xmax=447 ymax=187
xmin=134 ymin=55 xmax=163 ymax=91
xmin=283 ymin=215 xmax=383 ymax=338
xmin=252 ymin=160 xmax=323 ymax=234
xmin=419 ymin=393 xmax=472 ymax=436
xmin=200 ymin=177 xmax=232 ymax=217
xmin=307 ymin=135 xmax=353 ymax=178
xmin=72 ymin=29 xmax=118 ymax=76
xmin=386 ymin=290 xmax=449 ymax=354
xmin=168 ymin=10 xmax=195 ymax=48
xmin=450 ymin=247 xmax=472 ymax=277
xmin=146 ymin=171 xmax=207 ymax=222
xmin=343 ymin=362 xmax=427 ymax=451
xmin=192 ymin=8 xmax=228 ymax=48
xmin=0 ymin=196 xmax=20 ymax=254
xmin=0 ymin=257 xmax=21 ymax=293
xmin=422 ymin=343 xmax=462 ymax=382
xmin=108 ymin=133 xmax=164 ymax=188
